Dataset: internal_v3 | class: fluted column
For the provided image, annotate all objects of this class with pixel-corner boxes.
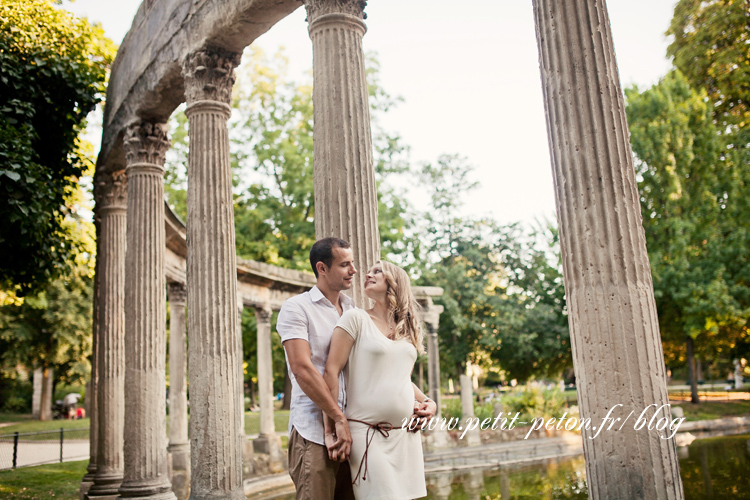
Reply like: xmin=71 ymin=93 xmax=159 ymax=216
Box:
xmin=81 ymin=243 xmax=100 ymax=497
xmin=119 ymin=121 xmax=175 ymax=500
xmin=424 ymin=306 xmax=443 ymax=412
xmin=182 ymin=48 xmax=244 ymax=500
xmin=88 ymin=171 xmax=127 ymax=499
xmin=252 ymin=306 xmax=282 ymax=470
xmin=167 ymin=283 xmax=189 ymax=500
xmin=305 ymin=0 xmax=379 ymax=307
xmin=532 ymin=1 xmax=683 ymax=499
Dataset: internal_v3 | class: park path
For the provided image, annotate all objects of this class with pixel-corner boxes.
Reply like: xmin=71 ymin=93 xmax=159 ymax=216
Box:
xmin=0 ymin=439 xmax=88 ymax=470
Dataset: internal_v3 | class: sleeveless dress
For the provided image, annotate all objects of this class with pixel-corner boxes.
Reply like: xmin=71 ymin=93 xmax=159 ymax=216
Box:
xmin=335 ymin=309 xmax=427 ymax=500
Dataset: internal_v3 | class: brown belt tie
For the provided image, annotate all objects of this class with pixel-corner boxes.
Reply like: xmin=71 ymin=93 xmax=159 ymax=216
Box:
xmin=347 ymin=419 xmax=401 ymax=485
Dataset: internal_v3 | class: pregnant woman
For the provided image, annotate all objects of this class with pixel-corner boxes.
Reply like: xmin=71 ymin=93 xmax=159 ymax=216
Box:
xmin=323 ymin=260 xmax=432 ymax=500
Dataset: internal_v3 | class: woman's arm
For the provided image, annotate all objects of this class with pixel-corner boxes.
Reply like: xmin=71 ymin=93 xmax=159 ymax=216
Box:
xmin=411 ymin=383 xmax=438 ymax=430
xmin=323 ymin=327 xmax=355 ymax=461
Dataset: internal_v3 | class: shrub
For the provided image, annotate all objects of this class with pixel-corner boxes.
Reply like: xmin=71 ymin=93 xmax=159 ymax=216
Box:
xmin=500 ymin=385 xmax=566 ymax=422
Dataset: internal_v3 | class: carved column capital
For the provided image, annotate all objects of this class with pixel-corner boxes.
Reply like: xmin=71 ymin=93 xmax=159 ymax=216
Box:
xmin=123 ymin=121 xmax=170 ymax=168
xmin=255 ymin=306 xmax=272 ymax=324
xmin=95 ymin=170 xmax=128 ymax=211
xmin=304 ymin=0 xmax=367 ymax=21
xmin=168 ymin=282 xmax=187 ymax=305
xmin=182 ymin=48 xmax=241 ymax=105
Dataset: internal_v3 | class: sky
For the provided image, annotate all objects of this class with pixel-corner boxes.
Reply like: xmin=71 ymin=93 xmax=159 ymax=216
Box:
xmin=62 ymin=0 xmax=677 ymax=227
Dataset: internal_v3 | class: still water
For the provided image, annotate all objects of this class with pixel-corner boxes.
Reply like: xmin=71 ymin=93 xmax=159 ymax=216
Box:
xmin=254 ymin=434 xmax=750 ymax=500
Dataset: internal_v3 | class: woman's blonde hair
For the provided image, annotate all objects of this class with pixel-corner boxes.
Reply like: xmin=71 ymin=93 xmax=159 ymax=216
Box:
xmin=379 ymin=260 xmax=424 ymax=354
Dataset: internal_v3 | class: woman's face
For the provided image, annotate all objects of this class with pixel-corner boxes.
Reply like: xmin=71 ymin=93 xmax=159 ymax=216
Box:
xmin=364 ymin=263 xmax=388 ymax=299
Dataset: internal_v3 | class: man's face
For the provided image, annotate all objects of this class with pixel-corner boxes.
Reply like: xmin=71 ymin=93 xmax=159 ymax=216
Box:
xmin=321 ymin=246 xmax=357 ymax=291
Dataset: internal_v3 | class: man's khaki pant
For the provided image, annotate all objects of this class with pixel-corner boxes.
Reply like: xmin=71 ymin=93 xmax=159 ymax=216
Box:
xmin=289 ymin=427 xmax=355 ymax=500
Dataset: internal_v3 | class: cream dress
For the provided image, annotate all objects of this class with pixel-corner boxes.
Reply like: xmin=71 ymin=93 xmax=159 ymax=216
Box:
xmin=336 ymin=308 xmax=427 ymax=500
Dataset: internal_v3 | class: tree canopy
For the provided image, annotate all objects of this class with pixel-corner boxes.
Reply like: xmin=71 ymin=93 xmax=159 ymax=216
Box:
xmin=0 ymin=0 xmax=115 ymax=294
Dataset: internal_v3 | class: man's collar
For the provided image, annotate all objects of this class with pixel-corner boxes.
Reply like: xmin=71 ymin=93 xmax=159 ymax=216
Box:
xmin=310 ymin=285 xmax=355 ymax=306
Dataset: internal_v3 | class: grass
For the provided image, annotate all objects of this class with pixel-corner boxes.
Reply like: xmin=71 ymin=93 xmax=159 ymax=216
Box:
xmin=673 ymin=400 xmax=750 ymax=421
xmin=0 ymin=413 xmax=33 ymax=425
xmin=0 ymin=419 xmax=89 ymax=441
xmin=244 ymin=410 xmax=289 ymax=435
xmin=0 ymin=459 xmax=87 ymax=500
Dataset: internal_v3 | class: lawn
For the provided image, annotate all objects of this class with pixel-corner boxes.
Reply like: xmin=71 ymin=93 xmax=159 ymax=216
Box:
xmin=673 ymin=400 xmax=750 ymax=422
xmin=0 ymin=460 xmax=87 ymax=500
xmin=244 ymin=410 xmax=289 ymax=436
xmin=0 ymin=419 xmax=89 ymax=441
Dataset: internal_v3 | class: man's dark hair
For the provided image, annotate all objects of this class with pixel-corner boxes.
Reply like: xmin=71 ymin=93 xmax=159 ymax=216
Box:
xmin=310 ymin=237 xmax=351 ymax=278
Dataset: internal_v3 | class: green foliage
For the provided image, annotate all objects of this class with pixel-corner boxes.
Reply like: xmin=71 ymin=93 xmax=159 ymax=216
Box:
xmin=441 ymin=397 xmax=463 ymax=420
xmin=0 ymin=0 xmax=114 ymax=293
xmin=500 ymin=386 xmax=566 ymax=422
xmin=415 ymin=155 xmax=570 ymax=382
xmin=625 ymin=71 xmax=750 ymax=385
xmin=667 ymin=0 xmax=750 ymax=131
xmin=0 ymin=257 xmax=94 ymax=386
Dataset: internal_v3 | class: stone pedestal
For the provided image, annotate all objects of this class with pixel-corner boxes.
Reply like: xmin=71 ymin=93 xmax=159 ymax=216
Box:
xmin=32 ymin=368 xmax=42 ymax=419
xmin=304 ymin=0 xmax=379 ymax=307
xmin=532 ymin=1 xmax=684 ymax=498
xmin=734 ymin=359 xmax=744 ymax=389
xmin=88 ymin=171 xmax=127 ymax=500
xmin=459 ymin=374 xmax=480 ymax=447
xmin=182 ymin=48 xmax=245 ymax=500
xmin=118 ymin=121 xmax=175 ymax=500
xmin=167 ymin=283 xmax=189 ymax=500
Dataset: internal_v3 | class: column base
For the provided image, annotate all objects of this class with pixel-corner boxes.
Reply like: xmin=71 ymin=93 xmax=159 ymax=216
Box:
xmin=252 ymin=434 xmax=286 ymax=474
xmin=80 ymin=481 xmax=94 ymax=500
xmin=86 ymin=494 xmax=119 ymax=500
xmin=87 ymin=472 xmax=124 ymax=499
xmin=118 ymin=479 xmax=176 ymax=500
xmin=424 ymin=427 xmax=450 ymax=451
xmin=117 ymin=493 xmax=177 ymax=500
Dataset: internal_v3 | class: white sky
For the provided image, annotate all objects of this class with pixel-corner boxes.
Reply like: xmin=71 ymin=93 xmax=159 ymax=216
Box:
xmin=62 ymin=0 xmax=676 ymax=226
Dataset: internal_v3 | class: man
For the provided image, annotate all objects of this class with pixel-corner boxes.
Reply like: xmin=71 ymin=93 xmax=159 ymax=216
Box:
xmin=277 ymin=237 xmax=357 ymax=500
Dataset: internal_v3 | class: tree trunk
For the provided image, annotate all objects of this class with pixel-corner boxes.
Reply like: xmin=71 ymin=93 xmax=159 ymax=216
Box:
xmin=282 ymin=366 xmax=291 ymax=411
xmin=39 ymin=367 xmax=53 ymax=421
xmin=686 ymin=336 xmax=700 ymax=404
xmin=696 ymin=357 xmax=704 ymax=383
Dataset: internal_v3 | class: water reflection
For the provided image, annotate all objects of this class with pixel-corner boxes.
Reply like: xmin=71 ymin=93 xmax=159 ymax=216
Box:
xmin=425 ymin=456 xmax=588 ymax=500
xmin=422 ymin=434 xmax=750 ymax=500
xmin=250 ymin=434 xmax=750 ymax=500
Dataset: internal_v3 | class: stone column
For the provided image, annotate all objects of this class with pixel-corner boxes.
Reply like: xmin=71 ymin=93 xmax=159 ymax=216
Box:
xmin=167 ymin=283 xmax=189 ymax=500
xmin=81 ymin=252 xmax=100 ymax=498
xmin=32 ymin=368 xmax=42 ymax=419
xmin=88 ymin=170 xmax=127 ymax=500
xmin=424 ymin=306 xmax=444 ymax=411
xmin=304 ymin=0 xmax=380 ymax=307
xmin=118 ymin=121 xmax=175 ymax=500
xmin=182 ymin=48 xmax=244 ymax=500
xmin=252 ymin=307 xmax=284 ymax=470
xmin=459 ymin=374 xmax=480 ymax=447
xmin=532 ymin=1 xmax=684 ymax=498
xmin=734 ymin=359 xmax=744 ymax=389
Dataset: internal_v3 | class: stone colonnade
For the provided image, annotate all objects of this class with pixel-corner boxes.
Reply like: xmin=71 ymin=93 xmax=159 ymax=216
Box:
xmin=532 ymin=0 xmax=684 ymax=498
xmin=85 ymin=2 xmax=445 ymax=496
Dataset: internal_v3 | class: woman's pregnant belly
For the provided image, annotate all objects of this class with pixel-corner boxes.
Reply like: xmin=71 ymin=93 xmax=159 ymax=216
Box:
xmin=346 ymin=379 xmax=414 ymax=426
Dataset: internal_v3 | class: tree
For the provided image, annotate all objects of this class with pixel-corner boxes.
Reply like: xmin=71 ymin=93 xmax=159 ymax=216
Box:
xmin=667 ymin=0 xmax=750 ymax=132
xmin=625 ymin=70 xmax=748 ymax=402
xmin=0 ymin=0 xmax=115 ymax=293
xmin=414 ymin=155 xmax=571 ymax=383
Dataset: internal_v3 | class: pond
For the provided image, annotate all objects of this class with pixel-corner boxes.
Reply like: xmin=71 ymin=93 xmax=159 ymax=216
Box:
xmin=251 ymin=433 xmax=750 ymax=500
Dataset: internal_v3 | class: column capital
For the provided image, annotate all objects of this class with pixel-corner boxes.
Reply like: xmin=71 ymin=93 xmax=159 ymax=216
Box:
xmin=168 ymin=282 xmax=187 ymax=305
xmin=182 ymin=48 xmax=241 ymax=106
xmin=255 ymin=306 xmax=272 ymax=324
xmin=123 ymin=121 xmax=170 ymax=168
xmin=95 ymin=169 xmax=128 ymax=211
xmin=304 ymin=0 xmax=367 ymax=21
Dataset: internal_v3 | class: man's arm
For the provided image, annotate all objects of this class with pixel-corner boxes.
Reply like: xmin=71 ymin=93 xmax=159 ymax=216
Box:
xmin=284 ymin=338 xmax=351 ymax=458
xmin=322 ymin=328 xmax=355 ymax=462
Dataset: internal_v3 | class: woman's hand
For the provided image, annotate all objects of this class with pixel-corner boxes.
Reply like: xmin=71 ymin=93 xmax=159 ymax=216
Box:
xmin=409 ymin=399 xmax=437 ymax=431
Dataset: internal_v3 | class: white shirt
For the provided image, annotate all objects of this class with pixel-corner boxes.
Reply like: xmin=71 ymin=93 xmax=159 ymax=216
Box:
xmin=276 ymin=285 xmax=355 ymax=445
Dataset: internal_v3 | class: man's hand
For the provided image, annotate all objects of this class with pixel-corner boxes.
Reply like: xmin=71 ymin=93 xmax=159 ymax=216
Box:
xmin=325 ymin=417 xmax=352 ymax=462
xmin=409 ymin=399 xmax=437 ymax=431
